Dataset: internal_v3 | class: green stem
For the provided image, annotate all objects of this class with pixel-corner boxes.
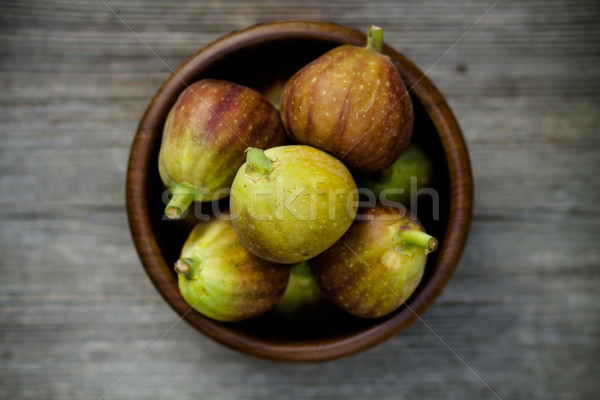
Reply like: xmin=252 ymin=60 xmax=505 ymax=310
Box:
xmin=291 ymin=262 xmax=312 ymax=278
xmin=245 ymin=147 xmax=274 ymax=179
xmin=174 ymin=257 xmax=202 ymax=280
xmin=289 ymin=262 xmax=314 ymax=288
xmin=165 ymin=183 xmax=196 ymax=219
xmin=366 ymin=25 xmax=383 ymax=53
xmin=392 ymin=229 xmax=438 ymax=254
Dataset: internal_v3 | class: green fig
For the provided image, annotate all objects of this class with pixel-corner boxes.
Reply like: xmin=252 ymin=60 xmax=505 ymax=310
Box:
xmin=175 ymin=215 xmax=290 ymax=322
xmin=355 ymin=143 xmax=434 ymax=205
xmin=273 ymin=262 xmax=335 ymax=321
xmin=230 ymin=145 xmax=358 ymax=264
xmin=311 ymin=204 xmax=437 ymax=319
xmin=159 ymin=79 xmax=286 ymax=219
xmin=280 ymin=26 xmax=414 ymax=173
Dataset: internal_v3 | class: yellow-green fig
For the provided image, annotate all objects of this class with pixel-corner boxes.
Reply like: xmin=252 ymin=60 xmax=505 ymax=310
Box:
xmin=355 ymin=143 xmax=434 ymax=205
xmin=311 ymin=204 xmax=437 ymax=319
xmin=175 ymin=216 xmax=290 ymax=322
xmin=273 ymin=262 xmax=335 ymax=321
xmin=230 ymin=145 xmax=358 ymax=264
xmin=159 ymin=79 xmax=285 ymax=219
xmin=280 ymin=26 xmax=414 ymax=173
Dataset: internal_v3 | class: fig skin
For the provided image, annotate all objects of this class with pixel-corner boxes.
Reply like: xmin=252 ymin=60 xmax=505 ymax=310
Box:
xmin=355 ymin=143 xmax=434 ymax=206
xmin=175 ymin=216 xmax=290 ymax=322
xmin=280 ymin=26 xmax=414 ymax=173
xmin=273 ymin=262 xmax=336 ymax=322
xmin=230 ymin=145 xmax=358 ymax=264
xmin=311 ymin=204 xmax=437 ymax=319
xmin=158 ymin=79 xmax=286 ymax=219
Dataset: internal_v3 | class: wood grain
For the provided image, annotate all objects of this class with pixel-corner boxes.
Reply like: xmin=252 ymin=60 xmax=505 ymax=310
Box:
xmin=1 ymin=0 xmax=599 ymax=398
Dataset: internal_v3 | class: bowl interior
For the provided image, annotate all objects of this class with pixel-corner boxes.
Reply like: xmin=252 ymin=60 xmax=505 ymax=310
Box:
xmin=128 ymin=21 xmax=469 ymax=362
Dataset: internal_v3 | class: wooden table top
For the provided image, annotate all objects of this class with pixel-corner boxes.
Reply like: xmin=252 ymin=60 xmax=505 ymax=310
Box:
xmin=1 ymin=1 xmax=598 ymax=399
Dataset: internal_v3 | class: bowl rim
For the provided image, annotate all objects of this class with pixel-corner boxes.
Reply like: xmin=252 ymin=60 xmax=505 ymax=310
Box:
xmin=126 ymin=20 xmax=473 ymax=362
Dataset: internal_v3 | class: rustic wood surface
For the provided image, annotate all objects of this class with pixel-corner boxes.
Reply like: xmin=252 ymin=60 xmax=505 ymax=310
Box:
xmin=1 ymin=0 xmax=599 ymax=399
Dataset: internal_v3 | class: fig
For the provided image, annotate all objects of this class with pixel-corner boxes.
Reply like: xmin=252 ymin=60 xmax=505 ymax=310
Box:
xmin=175 ymin=216 xmax=290 ymax=322
xmin=355 ymin=143 xmax=434 ymax=205
xmin=280 ymin=26 xmax=414 ymax=173
xmin=158 ymin=79 xmax=285 ymax=219
xmin=311 ymin=204 xmax=437 ymax=318
xmin=273 ymin=262 xmax=335 ymax=321
xmin=230 ymin=145 xmax=358 ymax=264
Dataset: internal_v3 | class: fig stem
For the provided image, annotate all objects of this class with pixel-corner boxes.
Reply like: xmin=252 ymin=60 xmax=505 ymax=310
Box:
xmin=291 ymin=262 xmax=312 ymax=277
xmin=393 ymin=229 xmax=438 ymax=254
xmin=366 ymin=25 xmax=383 ymax=53
xmin=245 ymin=147 xmax=274 ymax=179
xmin=165 ymin=183 xmax=196 ymax=219
xmin=174 ymin=257 xmax=201 ymax=280
xmin=290 ymin=262 xmax=314 ymax=287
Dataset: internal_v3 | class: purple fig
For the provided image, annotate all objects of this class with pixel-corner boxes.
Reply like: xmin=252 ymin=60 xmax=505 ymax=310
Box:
xmin=175 ymin=215 xmax=290 ymax=322
xmin=311 ymin=204 xmax=437 ymax=319
xmin=280 ymin=26 xmax=414 ymax=173
xmin=158 ymin=79 xmax=286 ymax=219
xmin=230 ymin=145 xmax=358 ymax=264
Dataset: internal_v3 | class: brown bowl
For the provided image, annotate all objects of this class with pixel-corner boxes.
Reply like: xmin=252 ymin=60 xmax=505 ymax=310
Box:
xmin=126 ymin=21 xmax=473 ymax=362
